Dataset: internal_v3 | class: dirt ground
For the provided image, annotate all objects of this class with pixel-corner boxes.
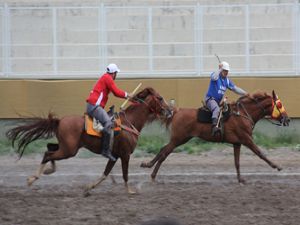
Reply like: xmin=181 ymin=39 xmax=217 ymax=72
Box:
xmin=0 ymin=147 xmax=300 ymax=225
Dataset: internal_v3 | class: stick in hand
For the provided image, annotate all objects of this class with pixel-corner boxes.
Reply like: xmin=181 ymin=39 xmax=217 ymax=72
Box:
xmin=120 ymin=83 xmax=142 ymax=110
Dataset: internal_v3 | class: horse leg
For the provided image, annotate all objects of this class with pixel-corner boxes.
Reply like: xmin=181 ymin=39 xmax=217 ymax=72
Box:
xmin=140 ymin=148 xmax=165 ymax=168
xmin=27 ymin=163 xmax=47 ymax=186
xmin=84 ymin=159 xmax=117 ymax=196
xmin=150 ymin=135 xmax=193 ymax=181
xmin=43 ymin=160 xmax=56 ymax=175
xmin=109 ymin=173 xmax=117 ymax=184
xmin=150 ymin=141 xmax=182 ymax=182
xmin=43 ymin=143 xmax=59 ymax=175
xmin=27 ymin=145 xmax=79 ymax=186
xmin=120 ymin=155 xmax=135 ymax=194
xmin=233 ymin=143 xmax=246 ymax=184
xmin=244 ymin=139 xmax=282 ymax=171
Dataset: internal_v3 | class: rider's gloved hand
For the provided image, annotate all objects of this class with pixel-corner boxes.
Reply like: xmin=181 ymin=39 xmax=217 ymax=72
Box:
xmin=219 ymin=63 xmax=223 ymax=70
xmin=127 ymin=92 xmax=134 ymax=99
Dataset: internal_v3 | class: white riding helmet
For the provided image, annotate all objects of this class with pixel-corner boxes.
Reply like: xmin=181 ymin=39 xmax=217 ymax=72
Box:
xmin=106 ymin=63 xmax=120 ymax=73
xmin=221 ymin=61 xmax=230 ymax=71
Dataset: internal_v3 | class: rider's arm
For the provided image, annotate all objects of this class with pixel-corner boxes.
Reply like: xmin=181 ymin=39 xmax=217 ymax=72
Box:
xmin=105 ymin=75 xmax=128 ymax=98
xmin=232 ymin=86 xmax=247 ymax=96
xmin=210 ymin=69 xmax=222 ymax=81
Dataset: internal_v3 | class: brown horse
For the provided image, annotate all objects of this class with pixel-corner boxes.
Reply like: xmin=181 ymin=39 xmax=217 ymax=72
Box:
xmin=141 ymin=90 xmax=290 ymax=184
xmin=6 ymin=87 xmax=172 ymax=194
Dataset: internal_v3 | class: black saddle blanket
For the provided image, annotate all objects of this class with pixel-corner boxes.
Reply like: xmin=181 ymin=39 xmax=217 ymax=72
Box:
xmin=197 ymin=105 xmax=231 ymax=123
xmin=197 ymin=107 xmax=212 ymax=123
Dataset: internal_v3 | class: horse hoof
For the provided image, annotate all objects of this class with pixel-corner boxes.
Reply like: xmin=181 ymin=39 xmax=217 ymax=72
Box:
xmin=83 ymin=190 xmax=91 ymax=197
xmin=43 ymin=168 xmax=54 ymax=175
xmin=140 ymin=162 xmax=148 ymax=168
xmin=127 ymin=188 xmax=137 ymax=194
xmin=27 ymin=176 xmax=38 ymax=186
xmin=238 ymin=179 xmax=246 ymax=185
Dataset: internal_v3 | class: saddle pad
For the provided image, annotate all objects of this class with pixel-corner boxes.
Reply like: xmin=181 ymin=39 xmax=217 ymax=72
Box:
xmin=84 ymin=114 xmax=122 ymax=137
xmin=197 ymin=107 xmax=212 ymax=123
xmin=197 ymin=105 xmax=231 ymax=124
xmin=85 ymin=114 xmax=102 ymax=137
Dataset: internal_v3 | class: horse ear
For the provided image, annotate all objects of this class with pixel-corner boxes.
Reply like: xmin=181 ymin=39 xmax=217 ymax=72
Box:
xmin=272 ymin=90 xmax=277 ymax=100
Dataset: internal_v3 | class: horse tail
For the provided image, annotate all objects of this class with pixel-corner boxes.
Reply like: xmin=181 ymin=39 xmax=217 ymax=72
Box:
xmin=6 ymin=113 xmax=60 ymax=158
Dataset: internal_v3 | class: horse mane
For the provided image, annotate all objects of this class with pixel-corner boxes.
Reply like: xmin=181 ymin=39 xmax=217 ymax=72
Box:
xmin=234 ymin=91 xmax=270 ymax=104
xmin=127 ymin=87 xmax=173 ymax=128
xmin=133 ymin=87 xmax=156 ymax=101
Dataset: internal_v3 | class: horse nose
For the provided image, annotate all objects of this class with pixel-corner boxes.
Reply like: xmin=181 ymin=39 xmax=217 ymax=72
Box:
xmin=282 ymin=116 xmax=290 ymax=126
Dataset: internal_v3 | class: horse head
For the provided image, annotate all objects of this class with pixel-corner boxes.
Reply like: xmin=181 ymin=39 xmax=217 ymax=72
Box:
xmin=239 ymin=90 xmax=290 ymax=126
xmin=271 ymin=90 xmax=290 ymax=126
xmin=133 ymin=87 xmax=173 ymax=118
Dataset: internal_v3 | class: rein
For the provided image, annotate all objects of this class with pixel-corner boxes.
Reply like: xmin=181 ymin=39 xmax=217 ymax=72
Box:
xmin=232 ymin=96 xmax=269 ymax=128
xmin=119 ymin=111 xmax=140 ymax=136
xmin=265 ymin=117 xmax=284 ymax=126
xmin=132 ymin=96 xmax=164 ymax=117
xmin=233 ymin=101 xmax=255 ymax=128
xmin=118 ymin=96 xmax=161 ymax=137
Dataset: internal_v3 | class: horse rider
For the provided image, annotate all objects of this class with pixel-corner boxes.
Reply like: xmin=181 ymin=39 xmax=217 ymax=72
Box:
xmin=86 ymin=63 xmax=133 ymax=161
xmin=205 ymin=61 xmax=247 ymax=136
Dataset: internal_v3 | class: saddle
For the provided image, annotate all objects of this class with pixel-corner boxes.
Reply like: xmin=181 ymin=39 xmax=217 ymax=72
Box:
xmin=197 ymin=103 xmax=231 ymax=124
xmin=84 ymin=106 xmax=121 ymax=137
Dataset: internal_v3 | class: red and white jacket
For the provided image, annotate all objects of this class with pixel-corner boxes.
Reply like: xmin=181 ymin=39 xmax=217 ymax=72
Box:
xmin=86 ymin=73 xmax=127 ymax=108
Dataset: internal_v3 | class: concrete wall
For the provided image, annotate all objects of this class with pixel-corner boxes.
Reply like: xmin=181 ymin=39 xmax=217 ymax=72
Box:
xmin=0 ymin=1 xmax=299 ymax=118
xmin=0 ymin=0 xmax=299 ymax=77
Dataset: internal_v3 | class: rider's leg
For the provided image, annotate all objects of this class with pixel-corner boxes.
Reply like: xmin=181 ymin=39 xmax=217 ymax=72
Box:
xmin=87 ymin=103 xmax=116 ymax=161
xmin=101 ymin=124 xmax=116 ymax=161
xmin=207 ymin=99 xmax=221 ymax=136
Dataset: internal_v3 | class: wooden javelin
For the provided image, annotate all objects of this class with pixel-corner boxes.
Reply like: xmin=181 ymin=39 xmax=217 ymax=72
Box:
xmin=120 ymin=83 xmax=142 ymax=110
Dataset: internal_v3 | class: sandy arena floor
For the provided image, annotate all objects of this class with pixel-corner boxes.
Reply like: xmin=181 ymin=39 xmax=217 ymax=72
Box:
xmin=0 ymin=147 xmax=300 ymax=225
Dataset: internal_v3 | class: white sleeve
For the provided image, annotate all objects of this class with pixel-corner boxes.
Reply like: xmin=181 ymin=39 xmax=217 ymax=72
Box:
xmin=232 ymin=86 xmax=247 ymax=96
xmin=210 ymin=69 xmax=222 ymax=81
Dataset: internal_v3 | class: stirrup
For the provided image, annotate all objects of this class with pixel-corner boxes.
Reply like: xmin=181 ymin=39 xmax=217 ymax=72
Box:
xmin=211 ymin=126 xmax=221 ymax=136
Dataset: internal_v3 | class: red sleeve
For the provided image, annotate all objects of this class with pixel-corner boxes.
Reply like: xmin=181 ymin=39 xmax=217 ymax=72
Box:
xmin=105 ymin=75 xmax=127 ymax=98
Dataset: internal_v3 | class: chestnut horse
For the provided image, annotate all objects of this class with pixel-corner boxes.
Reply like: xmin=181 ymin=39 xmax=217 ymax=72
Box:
xmin=6 ymin=87 xmax=172 ymax=194
xmin=141 ymin=90 xmax=290 ymax=184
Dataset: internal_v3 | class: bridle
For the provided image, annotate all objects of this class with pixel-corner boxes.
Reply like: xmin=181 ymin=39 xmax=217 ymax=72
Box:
xmin=267 ymin=98 xmax=287 ymax=126
xmin=131 ymin=94 xmax=171 ymax=118
xmin=233 ymin=95 xmax=283 ymax=127
xmin=119 ymin=93 xmax=171 ymax=136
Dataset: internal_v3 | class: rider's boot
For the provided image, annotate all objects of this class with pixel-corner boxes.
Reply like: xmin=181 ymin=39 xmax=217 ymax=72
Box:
xmin=101 ymin=130 xmax=116 ymax=161
xmin=211 ymin=118 xmax=221 ymax=136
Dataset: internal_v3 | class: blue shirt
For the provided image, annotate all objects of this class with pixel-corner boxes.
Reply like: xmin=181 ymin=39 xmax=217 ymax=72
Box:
xmin=205 ymin=71 xmax=236 ymax=104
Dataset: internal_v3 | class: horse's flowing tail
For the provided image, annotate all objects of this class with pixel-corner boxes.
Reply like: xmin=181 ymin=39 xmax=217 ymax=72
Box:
xmin=6 ymin=113 xmax=60 ymax=158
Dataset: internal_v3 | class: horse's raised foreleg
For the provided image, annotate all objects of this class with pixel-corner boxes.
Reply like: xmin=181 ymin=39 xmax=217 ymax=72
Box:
xmin=233 ymin=143 xmax=246 ymax=184
xmin=244 ymin=138 xmax=282 ymax=171
xmin=84 ymin=159 xmax=117 ymax=196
